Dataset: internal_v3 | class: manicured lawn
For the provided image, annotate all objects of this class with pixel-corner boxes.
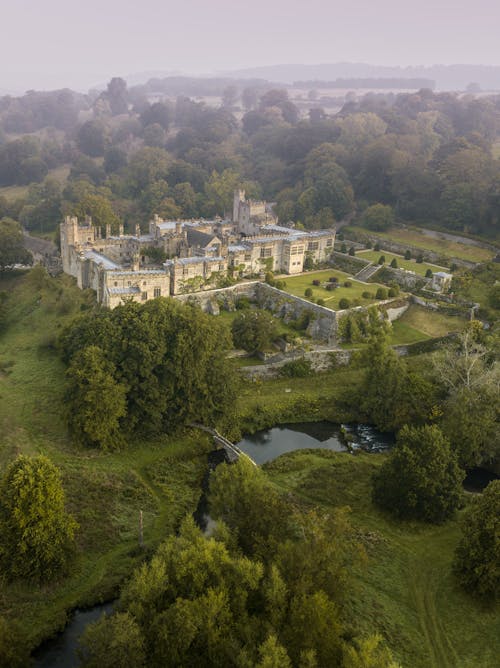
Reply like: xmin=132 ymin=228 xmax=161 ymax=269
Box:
xmin=396 ymin=304 xmax=467 ymax=338
xmin=357 ymin=249 xmax=448 ymax=276
xmin=345 ymin=225 xmax=495 ymax=263
xmin=264 ymin=450 xmax=500 ymax=667
xmin=281 ymin=269 xmax=389 ymax=308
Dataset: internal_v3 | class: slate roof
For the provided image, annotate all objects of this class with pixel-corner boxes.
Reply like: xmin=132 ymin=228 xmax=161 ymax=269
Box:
xmin=186 ymin=228 xmax=218 ymax=248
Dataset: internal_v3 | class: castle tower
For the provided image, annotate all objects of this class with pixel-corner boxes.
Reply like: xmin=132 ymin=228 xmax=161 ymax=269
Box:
xmin=233 ymin=189 xmax=245 ymax=223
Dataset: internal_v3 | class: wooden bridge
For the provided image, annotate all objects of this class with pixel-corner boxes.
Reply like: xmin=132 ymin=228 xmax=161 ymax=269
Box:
xmin=189 ymin=424 xmax=257 ymax=467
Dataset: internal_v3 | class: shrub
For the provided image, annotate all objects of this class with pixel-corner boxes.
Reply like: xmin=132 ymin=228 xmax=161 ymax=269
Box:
xmin=378 ymin=255 xmax=386 ymax=265
xmin=362 ymin=203 xmax=394 ymax=231
xmin=341 ymin=243 xmax=347 ymax=253
xmin=236 ymin=296 xmax=251 ymax=310
xmin=344 ymin=280 xmax=352 ymax=288
xmin=312 ymin=279 xmax=321 ymax=286
xmin=326 ymin=283 xmax=336 ymax=291
xmin=304 ymin=287 xmax=313 ymax=298
xmin=265 ymin=271 xmax=275 ymax=285
xmin=365 ymin=241 xmax=372 ymax=249
xmin=348 ymin=247 xmax=355 ymax=256
xmin=416 ymin=254 xmax=424 ymax=263
xmin=316 ymin=298 xmax=325 ymax=306
xmin=425 ymin=269 xmax=433 ymax=278
xmin=375 ymin=287 xmax=388 ymax=299
xmin=387 ymin=287 xmax=398 ymax=298
xmin=372 ymin=425 xmax=464 ymax=523
xmin=275 ymin=280 xmax=285 ymax=289
xmin=338 ymin=298 xmax=351 ymax=309
xmin=362 ymin=291 xmax=372 ymax=299
xmin=390 ymin=258 xmax=398 ymax=268
xmin=404 ymin=250 xmax=412 ymax=260
xmin=374 ymin=242 xmax=381 ymax=251
xmin=279 ymin=358 xmax=313 ymax=378
xmin=329 ymin=276 xmax=338 ymax=283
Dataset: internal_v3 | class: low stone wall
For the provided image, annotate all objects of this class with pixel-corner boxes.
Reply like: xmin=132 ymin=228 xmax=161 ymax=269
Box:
xmin=254 ymin=283 xmax=338 ymax=344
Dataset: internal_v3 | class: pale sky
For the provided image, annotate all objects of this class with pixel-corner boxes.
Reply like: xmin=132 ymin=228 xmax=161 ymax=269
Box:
xmin=2 ymin=0 xmax=500 ymax=92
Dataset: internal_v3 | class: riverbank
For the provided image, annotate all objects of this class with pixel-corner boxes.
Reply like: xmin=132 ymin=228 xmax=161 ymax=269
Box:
xmin=264 ymin=449 xmax=500 ymax=668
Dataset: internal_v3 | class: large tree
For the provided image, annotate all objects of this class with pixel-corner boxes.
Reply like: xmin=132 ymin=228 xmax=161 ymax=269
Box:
xmin=0 ymin=455 xmax=78 ymax=581
xmin=453 ymin=480 xmax=500 ymax=600
xmin=372 ymin=425 xmax=464 ymax=523
xmin=0 ymin=218 xmax=32 ymax=270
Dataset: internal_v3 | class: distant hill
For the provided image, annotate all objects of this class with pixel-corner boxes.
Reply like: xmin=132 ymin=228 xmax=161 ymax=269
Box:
xmin=224 ymin=63 xmax=500 ymax=91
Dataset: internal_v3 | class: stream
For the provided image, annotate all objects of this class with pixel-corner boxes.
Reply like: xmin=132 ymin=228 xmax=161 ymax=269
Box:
xmin=33 ymin=421 xmax=497 ymax=666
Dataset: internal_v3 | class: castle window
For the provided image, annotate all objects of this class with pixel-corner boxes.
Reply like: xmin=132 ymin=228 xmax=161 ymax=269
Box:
xmin=326 ymin=238 xmax=333 ymax=247
xmin=154 ymin=287 xmax=161 ymax=298
xmin=128 ymin=281 xmax=131 ymax=286
xmin=141 ymin=291 xmax=148 ymax=301
xmin=308 ymin=241 xmax=319 ymax=251
xmin=244 ymin=253 xmax=251 ymax=261
xmin=260 ymin=247 xmax=272 ymax=258
xmin=114 ymin=281 xmax=118 ymax=286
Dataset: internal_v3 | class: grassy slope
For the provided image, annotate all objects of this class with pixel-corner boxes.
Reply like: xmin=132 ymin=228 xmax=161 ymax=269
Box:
xmin=0 ymin=272 xmax=209 ymax=651
xmin=0 ymin=165 xmax=70 ymax=201
xmin=345 ymin=226 xmax=494 ymax=263
xmin=264 ymin=450 xmax=499 ymax=668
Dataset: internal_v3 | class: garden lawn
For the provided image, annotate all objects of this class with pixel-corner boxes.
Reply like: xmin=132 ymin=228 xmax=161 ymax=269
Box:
xmin=357 ymin=249 xmax=448 ymax=276
xmin=345 ymin=226 xmax=494 ymax=263
xmin=395 ymin=304 xmax=467 ymax=338
xmin=281 ymin=269 xmax=389 ymax=308
xmin=264 ymin=450 xmax=500 ymax=668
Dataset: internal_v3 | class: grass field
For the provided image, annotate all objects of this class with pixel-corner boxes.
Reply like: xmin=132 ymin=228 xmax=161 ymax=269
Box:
xmin=357 ymin=249 xmax=448 ymax=276
xmin=0 ymin=164 xmax=70 ymax=201
xmin=0 ymin=271 xmax=210 ymax=653
xmin=345 ymin=226 xmax=495 ymax=263
xmin=281 ymin=269 xmax=388 ymax=308
xmin=264 ymin=450 xmax=499 ymax=668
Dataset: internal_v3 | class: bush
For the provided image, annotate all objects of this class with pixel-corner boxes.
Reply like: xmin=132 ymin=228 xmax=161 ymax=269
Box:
xmin=374 ymin=242 xmax=381 ymax=251
xmin=344 ymin=280 xmax=352 ymax=288
xmin=312 ymin=279 xmax=321 ymax=286
xmin=390 ymin=258 xmax=398 ymax=268
xmin=329 ymin=276 xmax=338 ymax=283
xmin=236 ymin=296 xmax=251 ymax=310
xmin=279 ymin=358 xmax=313 ymax=378
xmin=338 ymin=298 xmax=351 ymax=309
xmin=265 ymin=271 xmax=274 ymax=285
xmin=453 ymin=480 xmax=500 ymax=600
xmin=348 ymin=247 xmax=355 ymax=256
xmin=362 ymin=203 xmax=394 ymax=231
xmin=304 ymin=287 xmax=313 ymax=298
xmin=404 ymin=250 xmax=412 ymax=260
xmin=275 ymin=280 xmax=286 ymax=289
xmin=341 ymin=243 xmax=347 ymax=253
xmin=362 ymin=291 xmax=373 ymax=299
xmin=326 ymin=283 xmax=337 ymax=291
xmin=365 ymin=241 xmax=372 ymax=249
xmin=377 ymin=255 xmax=386 ymax=265
xmin=316 ymin=298 xmax=325 ymax=306
xmin=416 ymin=254 xmax=424 ymax=263
xmin=375 ymin=287 xmax=388 ymax=299
xmin=232 ymin=310 xmax=278 ymax=353
xmin=372 ymin=425 xmax=464 ymax=523
xmin=387 ymin=287 xmax=398 ymax=298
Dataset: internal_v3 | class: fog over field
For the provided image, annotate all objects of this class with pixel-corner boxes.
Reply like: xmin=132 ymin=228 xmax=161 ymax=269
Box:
xmin=2 ymin=0 xmax=500 ymax=91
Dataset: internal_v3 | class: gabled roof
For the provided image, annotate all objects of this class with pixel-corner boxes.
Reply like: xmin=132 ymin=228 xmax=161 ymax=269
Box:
xmin=186 ymin=228 xmax=219 ymax=248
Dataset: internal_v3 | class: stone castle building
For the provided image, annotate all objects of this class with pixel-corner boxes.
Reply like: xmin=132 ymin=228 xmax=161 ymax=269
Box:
xmin=60 ymin=191 xmax=336 ymax=308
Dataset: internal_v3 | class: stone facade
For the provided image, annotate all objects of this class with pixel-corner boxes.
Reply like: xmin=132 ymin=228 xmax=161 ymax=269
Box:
xmin=60 ymin=191 xmax=336 ymax=308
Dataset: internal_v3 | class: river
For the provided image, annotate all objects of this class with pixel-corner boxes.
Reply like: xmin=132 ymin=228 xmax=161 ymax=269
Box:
xmin=33 ymin=421 xmax=497 ymax=666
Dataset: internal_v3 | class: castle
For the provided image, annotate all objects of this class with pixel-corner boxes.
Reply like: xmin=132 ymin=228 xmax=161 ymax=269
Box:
xmin=60 ymin=190 xmax=336 ymax=308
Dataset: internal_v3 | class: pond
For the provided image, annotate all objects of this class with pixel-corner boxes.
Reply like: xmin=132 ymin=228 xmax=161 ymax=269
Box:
xmin=236 ymin=421 xmax=394 ymax=464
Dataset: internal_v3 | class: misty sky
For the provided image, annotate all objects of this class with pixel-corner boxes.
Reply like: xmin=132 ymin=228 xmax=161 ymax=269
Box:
xmin=3 ymin=0 xmax=500 ymax=92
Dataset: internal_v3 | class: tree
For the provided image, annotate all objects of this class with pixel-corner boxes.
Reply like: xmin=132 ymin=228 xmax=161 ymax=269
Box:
xmin=65 ymin=345 xmax=128 ymax=450
xmin=390 ymin=258 xmax=398 ymax=268
xmin=70 ymin=194 xmax=120 ymax=232
xmin=0 ymin=455 xmax=77 ymax=581
xmin=231 ymin=310 xmax=278 ymax=354
xmin=0 ymin=218 xmax=32 ymax=270
xmin=77 ymin=120 xmax=108 ymax=157
xmin=343 ymin=634 xmax=401 ymax=668
xmin=143 ymin=123 xmax=166 ymax=148
xmin=453 ymin=480 xmax=500 ymax=600
xmin=363 ymin=204 xmax=394 ymax=231
xmin=105 ymin=77 xmax=128 ymax=115
xmin=79 ymin=613 xmax=146 ymax=668
xmin=372 ymin=425 xmax=464 ymax=523
xmin=0 ymin=617 xmax=31 ymax=668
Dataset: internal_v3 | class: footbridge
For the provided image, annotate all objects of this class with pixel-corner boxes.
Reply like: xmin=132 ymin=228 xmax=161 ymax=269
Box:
xmin=189 ymin=423 xmax=257 ymax=467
